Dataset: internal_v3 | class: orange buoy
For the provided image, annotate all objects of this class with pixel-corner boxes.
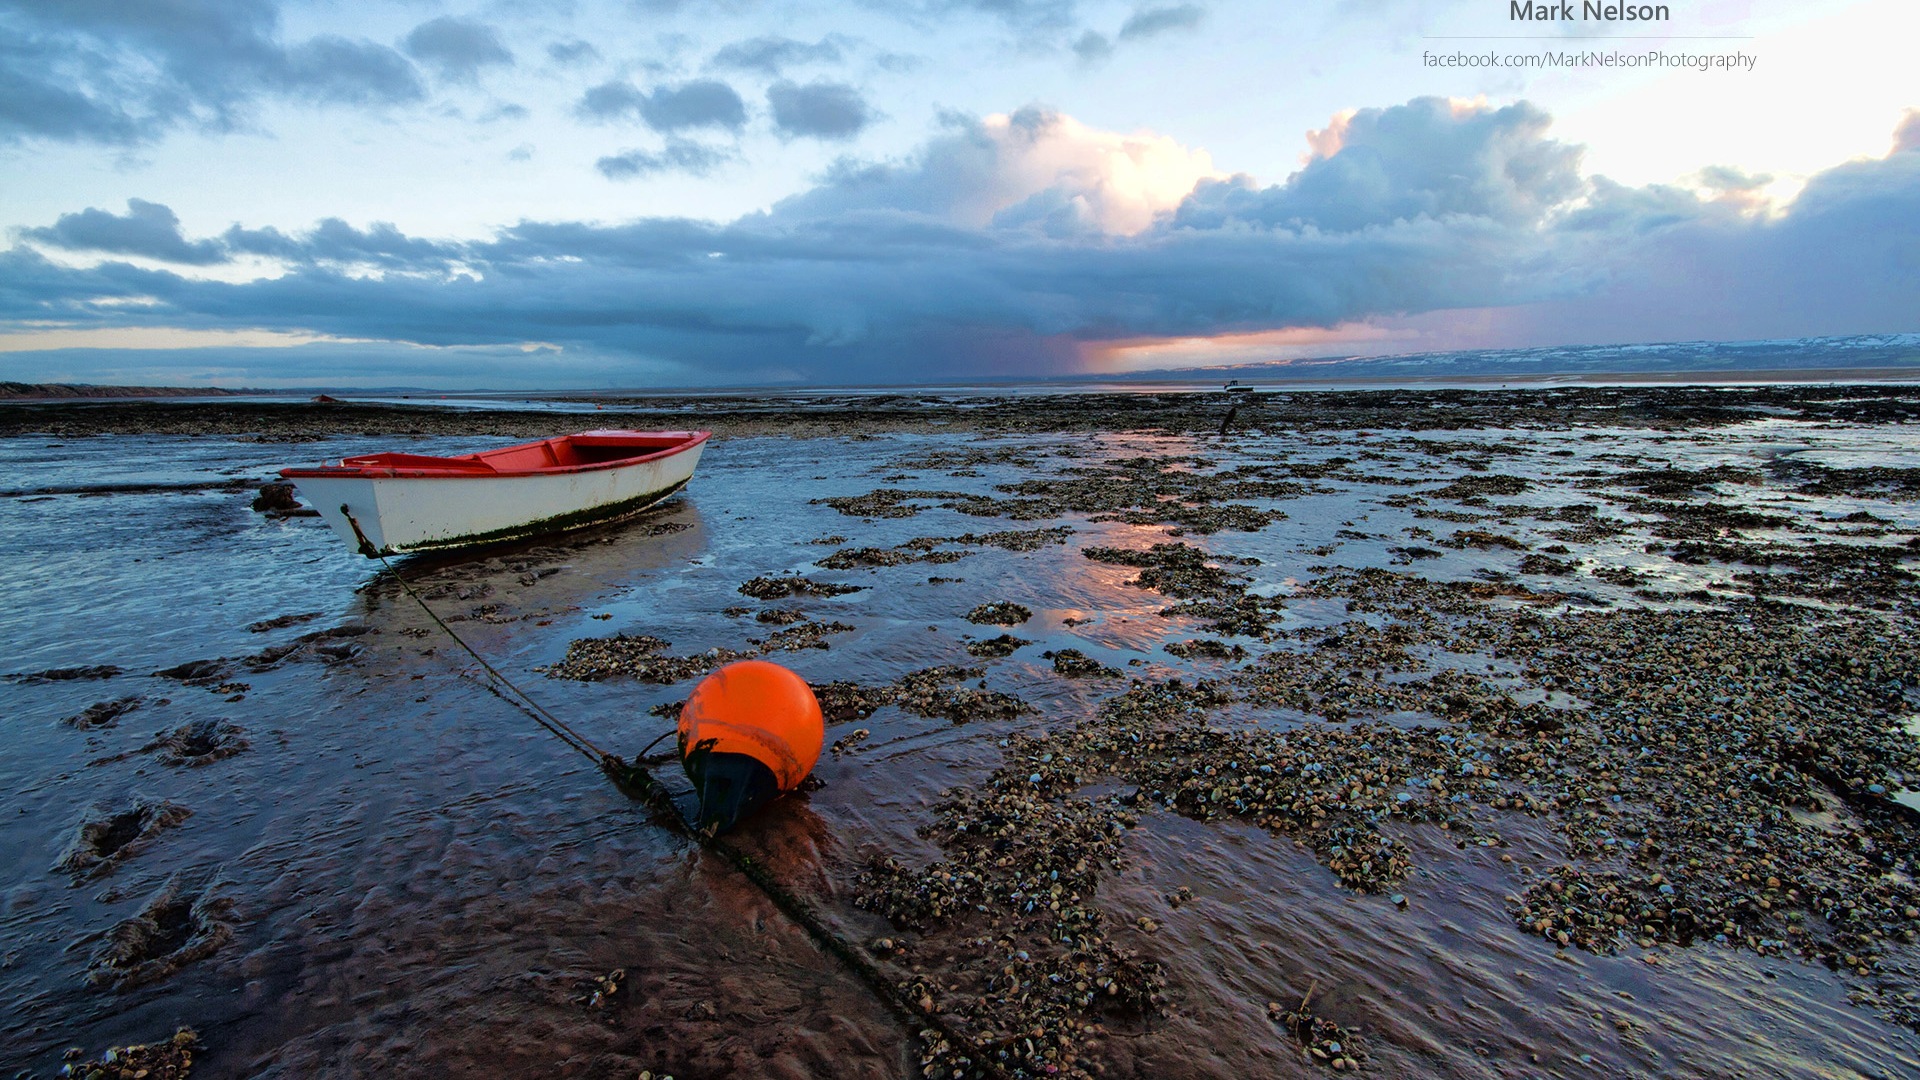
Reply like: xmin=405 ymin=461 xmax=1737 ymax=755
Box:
xmin=677 ymin=659 xmax=824 ymax=833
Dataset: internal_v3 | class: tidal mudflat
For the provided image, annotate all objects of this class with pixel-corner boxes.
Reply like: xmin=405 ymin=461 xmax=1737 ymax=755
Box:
xmin=3 ymin=384 xmax=1919 ymax=1078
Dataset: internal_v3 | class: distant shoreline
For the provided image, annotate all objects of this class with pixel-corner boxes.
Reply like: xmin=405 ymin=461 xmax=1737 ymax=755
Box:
xmin=0 ymin=382 xmax=243 ymax=401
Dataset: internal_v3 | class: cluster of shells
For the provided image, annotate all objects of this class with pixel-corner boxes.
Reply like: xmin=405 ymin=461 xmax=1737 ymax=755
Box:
xmin=807 ymin=432 xmax=1920 ymax=1074
xmin=1270 ymin=995 xmax=1365 ymax=1071
xmin=60 ymin=1027 xmax=199 ymax=1080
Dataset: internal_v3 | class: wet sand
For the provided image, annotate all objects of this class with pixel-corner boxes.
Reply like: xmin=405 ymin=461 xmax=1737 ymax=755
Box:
xmin=3 ymin=385 xmax=1919 ymax=1078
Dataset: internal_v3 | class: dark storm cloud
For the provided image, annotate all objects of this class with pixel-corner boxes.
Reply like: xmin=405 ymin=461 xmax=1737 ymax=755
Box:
xmin=21 ymin=199 xmax=228 ymax=265
xmin=0 ymin=0 xmax=422 ymax=144
xmin=0 ymin=208 xmax=1547 ymax=382
xmin=10 ymin=98 xmax=1917 ymax=385
xmin=709 ymin=35 xmax=844 ymax=74
xmin=575 ymin=78 xmax=747 ymax=132
xmin=596 ymin=139 xmax=738 ymax=178
xmin=1497 ymin=150 xmax=1920 ymax=345
xmin=767 ymin=80 xmax=874 ymax=140
xmin=403 ymin=16 xmax=514 ymax=81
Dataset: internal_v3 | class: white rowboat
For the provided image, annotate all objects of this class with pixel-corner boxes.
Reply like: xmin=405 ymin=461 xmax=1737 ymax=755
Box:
xmin=282 ymin=429 xmax=710 ymax=556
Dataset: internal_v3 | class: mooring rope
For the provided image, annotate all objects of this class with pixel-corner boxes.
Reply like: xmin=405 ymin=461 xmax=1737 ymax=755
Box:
xmin=337 ymin=507 xmax=1009 ymax=1078
xmin=341 ymin=508 xmax=619 ymax=769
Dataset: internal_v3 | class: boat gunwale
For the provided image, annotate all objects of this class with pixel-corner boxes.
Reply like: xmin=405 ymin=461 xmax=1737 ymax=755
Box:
xmin=279 ymin=429 xmax=711 ymax=481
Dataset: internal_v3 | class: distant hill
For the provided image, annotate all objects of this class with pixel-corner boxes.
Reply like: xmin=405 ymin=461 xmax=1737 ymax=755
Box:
xmin=0 ymin=383 xmax=242 ymax=400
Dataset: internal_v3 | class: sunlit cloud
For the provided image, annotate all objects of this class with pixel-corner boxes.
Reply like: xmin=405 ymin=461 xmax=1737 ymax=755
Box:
xmin=769 ymin=106 xmax=1223 ymax=236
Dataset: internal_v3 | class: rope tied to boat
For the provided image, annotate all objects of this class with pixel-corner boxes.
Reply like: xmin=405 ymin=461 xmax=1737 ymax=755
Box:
xmin=337 ymin=506 xmax=1014 ymax=1078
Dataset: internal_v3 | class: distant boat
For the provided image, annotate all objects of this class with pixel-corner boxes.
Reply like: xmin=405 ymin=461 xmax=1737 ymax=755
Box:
xmin=283 ymin=429 xmax=710 ymax=556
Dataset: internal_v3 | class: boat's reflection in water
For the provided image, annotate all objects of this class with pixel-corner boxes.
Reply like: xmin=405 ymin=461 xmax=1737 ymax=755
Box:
xmin=351 ymin=495 xmax=712 ymax=617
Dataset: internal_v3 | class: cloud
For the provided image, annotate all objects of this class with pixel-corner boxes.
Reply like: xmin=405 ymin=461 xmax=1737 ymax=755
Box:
xmin=6 ymin=101 xmax=1917 ymax=386
xmin=482 ymin=102 xmax=531 ymax=123
xmin=641 ymin=79 xmax=748 ymax=131
xmin=0 ymin=337 xmax=693 ymax=391
xmin=767 ymin=80 xmax=875 ymax=140
xmin=547 ymin=38 xmax=600 ymax=65
xmin=277 ymin=35 xmax=426 ymax=105
xmin=577 ymin=80 xmax=648 ymax=121
xmin=1117 ymin=4 xmax=1205 ymax=40
xmin=1073 ymin=4 xmax=1202 ymax=64
xmin=0 ymin=40 xmax=145 ymax=142
xmin=930 ymin=0 xmax=1081 ymax=30
xmin=220 ymin=218 xmax=464 ymax=270
xmin=1174 ymin=97 xmax=1583 ymax=232
xmin=1071 ymin=31 xmax=1112 ymax=62
xmin=0 ymin=0 xmax=423 ymax=144
xmin=776 ymin=107 xmax=1218 ymax=234
xmin=1690 ymin=164 xmax=1773 ymax=214
xmin=576 ymin=78 xmax=747 ymax=132
xmin=22 ymin=199 xmax=228 ymax=265
xmin=403 ymin=17 xmax=514 ymax=82
xmin=1488 ymin=147 xmax=1920 ymax=347
xmin=1895 ymin=109 xmax=1920 ymax=154
xmin=709 ymin=35 xmax=844 ymax=74
xmin=596 ymin=139 xmax=738 ymax=178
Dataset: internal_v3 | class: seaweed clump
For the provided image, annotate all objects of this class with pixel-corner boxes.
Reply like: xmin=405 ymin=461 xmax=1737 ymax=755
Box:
xmin=737 ymin=574 xmax=865 ymax=600
xmin=64 ymin=696 xmax=146 ymax=730
xmin=141 ymin=720 xmax=250 ymax=766
xmin=88 ymin=879 xmax=234 ymax=989
xmin=55 ymin=799 xmax=192 ymax=878
xmin=965 ymin=634 xmax=1030 ymax=659
xmin=965 ymin=602 xmax=1033 ymax=626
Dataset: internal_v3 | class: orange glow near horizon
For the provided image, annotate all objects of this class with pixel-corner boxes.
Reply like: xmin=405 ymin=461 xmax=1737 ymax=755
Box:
xmin=1083 ymin=323 xmax=1418 ymax=373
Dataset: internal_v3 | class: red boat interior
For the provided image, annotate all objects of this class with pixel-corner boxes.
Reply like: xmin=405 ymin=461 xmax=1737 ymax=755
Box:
xmin=291 ymin=431 xmax=706 ymax=478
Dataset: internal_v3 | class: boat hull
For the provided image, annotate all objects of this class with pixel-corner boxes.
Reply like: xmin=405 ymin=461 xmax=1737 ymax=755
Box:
xmin=284 ymin=433 xmax=706 ymax=556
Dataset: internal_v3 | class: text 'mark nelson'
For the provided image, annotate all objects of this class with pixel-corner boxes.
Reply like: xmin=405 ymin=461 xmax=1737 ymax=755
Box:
xmin=1511 ymin=2 xmax=1672 ymax=20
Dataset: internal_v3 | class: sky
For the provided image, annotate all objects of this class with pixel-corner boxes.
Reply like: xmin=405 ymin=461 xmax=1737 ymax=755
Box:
xmin=0 ymin=0 xmax=1915 ymax=388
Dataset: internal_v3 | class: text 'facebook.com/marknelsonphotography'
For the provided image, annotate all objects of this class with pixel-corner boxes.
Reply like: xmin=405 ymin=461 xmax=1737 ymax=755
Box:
xmin=1422 ymin=49 xmax=1756 ymax=72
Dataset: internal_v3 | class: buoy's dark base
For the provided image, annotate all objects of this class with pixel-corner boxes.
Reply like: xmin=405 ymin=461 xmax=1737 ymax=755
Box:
xmin=685 ymin=750 xmax=782 ymax=834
